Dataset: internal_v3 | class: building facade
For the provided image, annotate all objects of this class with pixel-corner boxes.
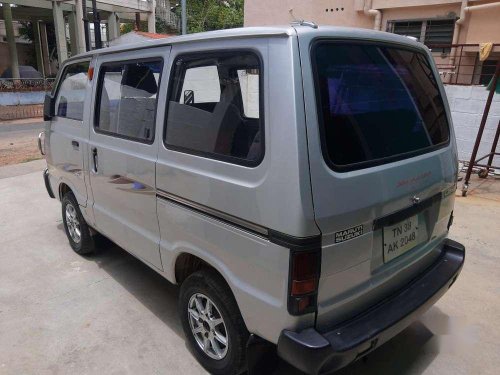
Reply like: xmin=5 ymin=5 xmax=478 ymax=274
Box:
xmin=245 ymin=0 xmax=500 ymax=84
xmin=0 ymin=0 xmax=179 ymax=77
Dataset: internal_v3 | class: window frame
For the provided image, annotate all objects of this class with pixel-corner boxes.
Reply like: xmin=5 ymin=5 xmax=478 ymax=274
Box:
xmin=93 ymin=57 xmax=164 ymax=145
xmin=310 ymin=39 xmax=451 ymax=173
xmin=389 ymin=20 xmax=424 ymax=41
xmin=423 ymin=19 xmax=455 ymax=46
xmin=53 ymin=59 xmax=91 ymax=121
xmin=163 ymin=49 xmax=265 ymax=168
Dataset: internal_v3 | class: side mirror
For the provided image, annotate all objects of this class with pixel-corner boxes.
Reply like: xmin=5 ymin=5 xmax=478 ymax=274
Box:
xmin=184 ymin=89 xmax=194 ymax=105
xmin=43 ymin=93 xmax=55 ymax=121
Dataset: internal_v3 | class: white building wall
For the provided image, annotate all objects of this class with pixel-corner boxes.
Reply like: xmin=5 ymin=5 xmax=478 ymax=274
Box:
xmin=445 ymin=85 xmax=500 ymax=167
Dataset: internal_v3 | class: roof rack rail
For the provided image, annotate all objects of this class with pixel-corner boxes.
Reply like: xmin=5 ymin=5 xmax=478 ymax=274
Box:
xmin=290 ymin=20 xmax=318 ymax=29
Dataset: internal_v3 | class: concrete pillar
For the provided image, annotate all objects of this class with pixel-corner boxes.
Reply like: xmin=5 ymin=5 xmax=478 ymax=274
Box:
xmin=68 ymin=11 xmax=78 ymax=56
xmin=32 ymin=20 xmax=44 ymax=76
xmin=2 ymin=3 xmax=20 ymax=79
xmin=39 ymin=22 xmax=52 ymax=76
xmin=107 ymin=12 xmax=119 ymax=41
xmin=74 ymin=0 xmax=86 ymax=54
xmin=52 ymin=0 xmax=68 ymax=65
xmin=115 ymin=14 xmax=121 ymax=38
xmin=148 ymin=0 xmax=156 ymax=33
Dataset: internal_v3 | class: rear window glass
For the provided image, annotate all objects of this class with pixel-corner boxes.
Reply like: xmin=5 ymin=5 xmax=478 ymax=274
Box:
xmin=313 ymin=42 xmax=450 ymax=171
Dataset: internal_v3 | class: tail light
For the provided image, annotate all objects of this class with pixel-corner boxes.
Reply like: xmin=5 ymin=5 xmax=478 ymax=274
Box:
xmin=288 ymin=249 xmax=321 ymax=315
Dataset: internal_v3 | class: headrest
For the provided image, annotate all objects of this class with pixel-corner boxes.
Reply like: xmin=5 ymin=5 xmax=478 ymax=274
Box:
xmin=121 ymin=65 xmax=157 ymax=96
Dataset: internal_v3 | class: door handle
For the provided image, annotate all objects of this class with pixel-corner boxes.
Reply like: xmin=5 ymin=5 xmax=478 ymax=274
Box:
xmin=38 ymin=131 xmax=45 ymax=155
xmin=71 ymin=140 xmax=79 ymax=148
xmin=92 ymin=147 xmax=98 ymax=173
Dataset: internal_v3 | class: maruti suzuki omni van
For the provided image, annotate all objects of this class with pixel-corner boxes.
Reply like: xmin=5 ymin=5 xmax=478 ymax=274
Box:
xmin=40 ymin=25 xmax=465 ymax=374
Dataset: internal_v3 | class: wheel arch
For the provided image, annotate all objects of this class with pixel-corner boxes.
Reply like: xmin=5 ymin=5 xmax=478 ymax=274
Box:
xmin=173 ymin=252 xmax=239 ymax=298
xmin=58 ymin=182 xmax=72 ymax=201
xmin=175 ymin=252 xmax=216 ymax=284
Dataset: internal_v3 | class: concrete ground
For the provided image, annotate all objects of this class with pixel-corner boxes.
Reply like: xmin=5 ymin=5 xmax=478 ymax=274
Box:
xmin=0 ymin=161 xmax=499 ymax=375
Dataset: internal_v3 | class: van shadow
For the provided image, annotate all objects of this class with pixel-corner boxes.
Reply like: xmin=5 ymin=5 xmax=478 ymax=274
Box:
xmin=56 ymin=223 xmax=185 ymax=338
xmin=89 ymin=237 xmax=185 ymax=338
xmin=82 ymin=236 xmax=442 ymax=375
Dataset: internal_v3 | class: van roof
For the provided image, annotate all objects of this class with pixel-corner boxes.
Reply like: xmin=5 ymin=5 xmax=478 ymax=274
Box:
xmin=69 ymin=26 xmax=294 ymax=61
xmin=67 ymin=25 xmax=426 ymax=62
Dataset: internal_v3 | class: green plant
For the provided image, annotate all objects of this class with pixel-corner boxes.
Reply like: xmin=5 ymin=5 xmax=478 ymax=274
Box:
xmin=186 ymin=0 xmax=244 ymax=33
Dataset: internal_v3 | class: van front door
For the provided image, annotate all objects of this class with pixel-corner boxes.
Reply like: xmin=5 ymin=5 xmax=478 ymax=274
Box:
xmin=49 ymin=60 xmax=91 ymax=205
xmin=88 ymin=49 xmax=169 ymax=269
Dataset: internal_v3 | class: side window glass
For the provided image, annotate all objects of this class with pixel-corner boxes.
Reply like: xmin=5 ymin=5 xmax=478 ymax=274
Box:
xmin=95 ymin=60 xmax=162 ymax=142
xmin=165 ymin=52 xmax=263 ymax=165
xmin=179 ymin=66 xmax=221 ymax=104
xmin=54 ymin=61 xmax=89 ymax=121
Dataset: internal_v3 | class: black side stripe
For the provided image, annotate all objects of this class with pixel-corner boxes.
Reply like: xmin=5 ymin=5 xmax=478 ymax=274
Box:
xmin=156 ymin=189 xmax=268 ymax=237
xmin=155 ymin=189 xmax=321 ymax=251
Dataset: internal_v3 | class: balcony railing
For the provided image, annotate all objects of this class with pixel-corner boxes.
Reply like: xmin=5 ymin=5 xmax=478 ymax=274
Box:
xmin=156 ymin=0 xmax=180 ymax=32
xmin=428 ymin=43 xmax=500 ymax=86
xmin=0 ymin=78 xmax=55 ymax=92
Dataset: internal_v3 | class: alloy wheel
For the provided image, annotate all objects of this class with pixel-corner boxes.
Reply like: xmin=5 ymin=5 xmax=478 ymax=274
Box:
xmin=187 ymin=293 xmax=229 ymax=360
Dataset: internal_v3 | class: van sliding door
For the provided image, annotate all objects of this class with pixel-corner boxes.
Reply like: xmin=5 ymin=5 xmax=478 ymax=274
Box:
xmin=88 ymin=47 xmax=171 ymax=269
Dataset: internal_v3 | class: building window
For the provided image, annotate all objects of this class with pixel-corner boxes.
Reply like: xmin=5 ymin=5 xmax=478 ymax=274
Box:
xmin=95 ymin=59 xmax=163 ymax=143
xmin=388 ymin=19 xmax=455 ymax=49
xmin=424 ymin=19 xmax=455 ymax=45
xmin=164 ymin=51 xmax=264 ymax=166
xmin=391 ymin=21 xmax=423 ymax=40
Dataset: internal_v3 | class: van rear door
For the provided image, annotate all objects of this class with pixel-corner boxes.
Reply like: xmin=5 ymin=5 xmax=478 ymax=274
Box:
xmin=298 ymin=32 xmax=458 ymax=332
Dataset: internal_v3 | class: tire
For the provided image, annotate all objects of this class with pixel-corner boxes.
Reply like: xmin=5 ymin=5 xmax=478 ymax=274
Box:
xmin=179 ymin=269 xmax=249 ymax=375
xmin=61 ymin=192 xmax=95 ymax=255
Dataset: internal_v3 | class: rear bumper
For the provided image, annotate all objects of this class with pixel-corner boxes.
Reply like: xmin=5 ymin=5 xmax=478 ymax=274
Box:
xmin=277 ymin=238 xmax=465 ymax=374
xmin=43 ymin=169 xmax=55 ymax=199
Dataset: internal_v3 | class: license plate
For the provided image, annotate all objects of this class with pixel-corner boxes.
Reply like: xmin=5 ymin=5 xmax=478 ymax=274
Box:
xmin=383 ymin=215 xmax=420 ymax=263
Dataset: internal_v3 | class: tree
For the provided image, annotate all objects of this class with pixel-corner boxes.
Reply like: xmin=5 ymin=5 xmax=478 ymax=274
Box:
xmin=170 ymin=0 xmax=243 ymax=34
xmin=122 ymin=0 xmax=244 ymax=36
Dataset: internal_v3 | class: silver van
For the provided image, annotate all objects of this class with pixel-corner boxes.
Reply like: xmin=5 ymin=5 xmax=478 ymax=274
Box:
xmin=40 ymin=25 xmax=465 ymax=374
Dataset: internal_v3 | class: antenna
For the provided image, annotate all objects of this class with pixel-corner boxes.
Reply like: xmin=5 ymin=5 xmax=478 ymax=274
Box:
xmin=289 ymin=7 xmax=318 ymax=29
xmin=290 ymin=20 xmax=318 ymax=29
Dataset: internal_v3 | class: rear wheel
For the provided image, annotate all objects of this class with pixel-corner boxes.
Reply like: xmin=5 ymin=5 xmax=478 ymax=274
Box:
xmin=62 ymin=192 xmax=95 ymax=255
xmin=179 ymin=269 xmax=249 ymax=375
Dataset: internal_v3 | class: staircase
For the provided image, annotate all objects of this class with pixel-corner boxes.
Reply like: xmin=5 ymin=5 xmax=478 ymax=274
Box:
xmin=156 ymin=0 xmax=181 ymax=33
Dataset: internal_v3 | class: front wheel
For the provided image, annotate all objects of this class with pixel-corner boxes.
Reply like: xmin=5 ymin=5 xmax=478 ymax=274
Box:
xmin=61 ymin=192 xmax=95 ymax=255
xmin=179 ymin=269 xmax=249 ymax=375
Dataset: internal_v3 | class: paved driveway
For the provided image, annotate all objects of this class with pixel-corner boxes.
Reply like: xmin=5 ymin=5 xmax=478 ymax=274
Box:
xmin=1 ymin=162 xmax=499 ymax=375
